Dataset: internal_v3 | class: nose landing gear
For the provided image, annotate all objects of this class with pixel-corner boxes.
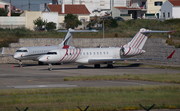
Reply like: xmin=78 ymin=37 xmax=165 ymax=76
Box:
xmin=48 ymin=63 xmax=52 ymax=71
xmin=19 ymin=60 xmax=22 ymax=68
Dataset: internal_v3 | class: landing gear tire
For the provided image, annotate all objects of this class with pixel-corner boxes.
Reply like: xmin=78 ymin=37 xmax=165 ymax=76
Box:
xmin=107 ymin=64 xmax=113 ymax=68
xmin=94 ymin=64 xmax=100 ymax=68
xmin=19 ymin=60 xmax=22 ymax=68
xmin=48 ymin=64 xmax=52 ymax=71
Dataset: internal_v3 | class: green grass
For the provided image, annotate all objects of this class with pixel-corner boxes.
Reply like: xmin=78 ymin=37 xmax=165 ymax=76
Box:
xmin=1 ymin=19 xmax=180 ymax=47
xmin=63 ymin=73 xmax=180 ymax=84
xmin=0 ymin=85 xmax=180 ymax=111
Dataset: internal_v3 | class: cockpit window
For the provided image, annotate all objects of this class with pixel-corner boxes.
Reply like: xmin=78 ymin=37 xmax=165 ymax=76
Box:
xmin=47 ymin=52 xmax=57 ymax=55
xmin=16 ymin=50 xmax=28 ymax=52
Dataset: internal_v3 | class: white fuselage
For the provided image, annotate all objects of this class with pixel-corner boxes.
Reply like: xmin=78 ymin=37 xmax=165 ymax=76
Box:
xmin=39 ymin=47 xmax=121 ymax=64
xmin=13 ymin=46 xmax=59 ymax=60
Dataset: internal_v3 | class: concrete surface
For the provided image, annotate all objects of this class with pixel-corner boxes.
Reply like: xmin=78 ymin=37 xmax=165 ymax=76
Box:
xmin=0 ymin=63 xmax=179 ymax=89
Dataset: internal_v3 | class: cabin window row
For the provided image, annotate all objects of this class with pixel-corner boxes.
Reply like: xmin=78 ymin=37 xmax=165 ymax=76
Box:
xmin=66 ymin=52 xmax=109 ymax=56
xmin=81 ymin=52 xmax=109 ymax=55
xmin=33 ymin=50 xmax=48 ymax=53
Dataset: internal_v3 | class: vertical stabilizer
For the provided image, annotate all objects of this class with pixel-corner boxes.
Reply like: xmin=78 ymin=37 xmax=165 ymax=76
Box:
xmin=123 ymin=28 xmax=173 ymax=49
xmin=124 ymin=28 xmax=150 ymax=49
xmin=59 ymin=28 xmax=74 ymax=48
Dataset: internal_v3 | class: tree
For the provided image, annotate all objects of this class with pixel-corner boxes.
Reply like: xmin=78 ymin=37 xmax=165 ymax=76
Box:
xmin=64 ymin=13 xmax=82 ymax=29
xmin=33 ymin=17 xmax=47 ymax=31
xmin=46 ymin=22 xmax=56 ymax=31
xmin=99 ymin=18 xmax=118 ymax=29
xmin=0 ymin=8 xmax=8 ymax=16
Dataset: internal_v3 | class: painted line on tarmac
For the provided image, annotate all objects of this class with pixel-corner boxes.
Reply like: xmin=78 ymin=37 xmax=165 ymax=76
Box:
xmin=7 ymin=84 xmax=78 ymax=89
xmin=106 ymin=81 xmax=146 ymax=85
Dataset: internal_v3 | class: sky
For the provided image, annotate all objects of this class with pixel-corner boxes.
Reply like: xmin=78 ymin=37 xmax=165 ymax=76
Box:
xmin=2 ymin=0 xmax=52 ymax=11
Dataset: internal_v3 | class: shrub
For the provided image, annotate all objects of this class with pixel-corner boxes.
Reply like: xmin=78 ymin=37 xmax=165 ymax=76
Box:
xmin=166 ymin=39 xmax=174 ymax=45
xmin=174 ymin=42 xmax=180 ymax=48
xmin=114 ymin=33 xmax=118 ymax=37
xmin=46 ymin=22 xmax=56 ymax=31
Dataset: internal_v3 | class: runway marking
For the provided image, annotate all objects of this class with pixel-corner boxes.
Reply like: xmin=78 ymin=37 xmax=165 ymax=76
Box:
xmin=106 ymin=81 xmax=146 ymax=85
xmin=7 ymin=84 xmax=78 ymax=89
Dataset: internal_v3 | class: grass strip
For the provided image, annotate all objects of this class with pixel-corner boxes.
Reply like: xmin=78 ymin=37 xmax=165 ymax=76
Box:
xmin=0 ymin=85 xmax=180 ymax=111
xmin=63 ymin=73 xmax=180 ymax=84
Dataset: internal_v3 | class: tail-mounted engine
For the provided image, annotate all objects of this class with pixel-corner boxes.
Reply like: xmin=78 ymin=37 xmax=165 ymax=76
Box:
xmin=120 ymin=46 xmax=145 ymax=57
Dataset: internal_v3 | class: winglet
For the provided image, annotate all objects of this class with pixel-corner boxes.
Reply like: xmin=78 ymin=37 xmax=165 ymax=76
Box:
xmin=168 ymin=31 xmax=176 ymax=33
xmin=1 ymin=47 xmax=4 ymax=54
xmin=167 ymin=50 xmax=175 ymax=59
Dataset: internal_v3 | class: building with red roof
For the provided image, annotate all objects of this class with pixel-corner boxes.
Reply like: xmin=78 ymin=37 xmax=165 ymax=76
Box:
xmin=160 ymin=0 xmax=180 ymax=19
xmin=46 ymin=4 xmax=90 ymax=29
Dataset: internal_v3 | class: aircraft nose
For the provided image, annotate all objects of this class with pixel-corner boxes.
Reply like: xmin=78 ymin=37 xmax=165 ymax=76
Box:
xmin=13 ymin=54 xmax=20 ymax=60
xmin=38 ymin=56 xmax=47 ymax=62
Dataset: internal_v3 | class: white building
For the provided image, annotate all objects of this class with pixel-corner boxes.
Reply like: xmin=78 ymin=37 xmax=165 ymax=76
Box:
xmin=160 ymin=0 xmax=180 ymax=19
xmin=40 ymin=0 xmax=130 ymax=17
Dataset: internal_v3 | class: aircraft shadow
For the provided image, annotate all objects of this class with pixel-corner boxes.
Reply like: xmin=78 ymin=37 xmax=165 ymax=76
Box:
xmin=41 ymin=63 xmax=143 ymax=71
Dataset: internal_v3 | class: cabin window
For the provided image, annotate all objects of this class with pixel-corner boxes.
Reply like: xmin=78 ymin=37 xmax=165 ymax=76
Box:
xmin=97 ymin=52 xmax=99 ymax=55
xmin=87 ymin=52 xmax=88 ymax=55
xmin=90 ymin=52 xmax=92 ymax=55
xmin=16 ymin=50 xmax=28 ymax=52
xmin=100 ymin=52 xmax=102 ymax=55
xmin=106 ymin=52 xmax=108 ymax=54
xmin=83 ymin=52 xmax=85 ymax=55
xmin=104 ymin=52 xmax=105 ymax=54
xmin=94 ymin=52 xmax=95 ymax=55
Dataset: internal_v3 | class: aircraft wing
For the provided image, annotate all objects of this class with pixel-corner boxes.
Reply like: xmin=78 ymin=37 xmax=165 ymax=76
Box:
xmin=58 ymin=28 xmax=98 ymax=33
xmin=88 ymin=50 xmax=175 ymax=64
xmin=1 ymin=47 xmax=13 ymax=56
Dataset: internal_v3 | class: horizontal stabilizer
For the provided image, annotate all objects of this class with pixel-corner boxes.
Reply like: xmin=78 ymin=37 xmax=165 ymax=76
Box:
xmin=58 ymin=28 xmax=98 ymax=33
xmin=141 ymin=30 xmax=175 ymax=34
xmin=1 ymin=47 xmax=13 ymax=56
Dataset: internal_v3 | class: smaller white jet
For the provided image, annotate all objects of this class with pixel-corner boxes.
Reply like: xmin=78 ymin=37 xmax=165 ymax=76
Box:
xmin=1 ymin=28 xmax=98 ymax=67
xmin=38 ymin=28 xmax=175 ymax=70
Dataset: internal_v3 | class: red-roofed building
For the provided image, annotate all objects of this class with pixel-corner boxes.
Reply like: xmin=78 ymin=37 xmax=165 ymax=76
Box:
xmin=46 ymin=4 xmax=90 ymax=29
xmin=160 ymin=0 xmax=180 ymax=19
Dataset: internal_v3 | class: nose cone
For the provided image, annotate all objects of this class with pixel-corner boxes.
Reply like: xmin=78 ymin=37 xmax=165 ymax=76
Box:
xmin=13 ymin=53 xmax=21 ymax=60
xmin=38 ymin=55 xmax=47 ymax=63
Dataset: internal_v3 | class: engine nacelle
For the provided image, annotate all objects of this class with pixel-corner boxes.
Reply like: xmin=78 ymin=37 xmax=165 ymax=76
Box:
xmin=120 ymin=46 xmax=145 ymax=56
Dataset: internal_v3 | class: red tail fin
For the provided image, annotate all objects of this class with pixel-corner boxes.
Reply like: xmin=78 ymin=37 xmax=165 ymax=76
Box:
xmin=167 ymin=50 xmax=175 ymax=59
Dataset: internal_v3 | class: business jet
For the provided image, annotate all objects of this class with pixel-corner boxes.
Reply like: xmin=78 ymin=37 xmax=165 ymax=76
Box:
xmin=38 ymin=28 xmax=175 ymax=70
xmin=1 ymin=28 xmax=98 ymax=67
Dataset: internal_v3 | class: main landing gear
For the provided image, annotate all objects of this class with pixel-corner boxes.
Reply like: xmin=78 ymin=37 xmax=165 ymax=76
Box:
xmin=94 ymin=64 xmax=114 ymax=68
xmin=94 ymin=64 xmax=100 ymax=68
xmin=107 ymin=63 xmax=113 ymax=68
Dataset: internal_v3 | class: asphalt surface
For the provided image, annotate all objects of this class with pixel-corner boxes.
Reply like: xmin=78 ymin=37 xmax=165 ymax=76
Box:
xmin=0 ymin=62 xmax=179 ymax=89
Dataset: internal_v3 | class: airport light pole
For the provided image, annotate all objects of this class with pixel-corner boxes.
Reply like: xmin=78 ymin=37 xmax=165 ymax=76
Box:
xmin=103 ymin=17 xmax=104 ymax=47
